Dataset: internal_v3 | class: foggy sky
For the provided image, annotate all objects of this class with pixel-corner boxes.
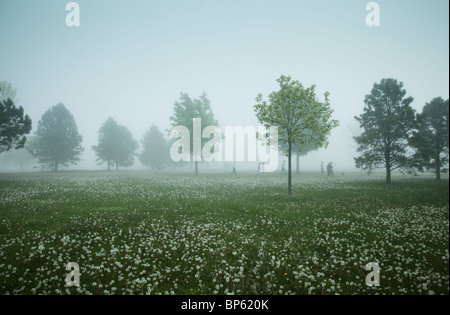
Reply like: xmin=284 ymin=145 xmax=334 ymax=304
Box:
xmin=0 ymin=0 xmax=448 ymax=171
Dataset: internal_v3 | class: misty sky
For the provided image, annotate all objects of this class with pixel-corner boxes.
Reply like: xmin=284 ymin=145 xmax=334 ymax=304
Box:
xmin=0 ymin=0 xmax=448 ymax=171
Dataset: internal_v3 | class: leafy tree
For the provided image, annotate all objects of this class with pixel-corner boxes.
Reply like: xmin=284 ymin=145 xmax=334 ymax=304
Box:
xmin=29 ymin=103 xmax=83 ymax=171
xmin=93 ymin=117 xmax=138 ymax=170
xmin=354 ymin=78 xmax=416 ymax=183
xmin=254 ymin=75 xmax=339 ymax=195
xmin=410 ymin=97 xmax=449 ymax=180
xmin=140 ymin=124 xmax=169 ymax=169
xmin=0 ymin=98 xmax=32 ymax=153
xmin=170 ymin=92 xmax=219 ymax=175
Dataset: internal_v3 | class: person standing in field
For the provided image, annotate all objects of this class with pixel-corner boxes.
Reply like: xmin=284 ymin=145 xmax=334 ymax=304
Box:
xmin=231 ymin=162 xmax=237 ymax=175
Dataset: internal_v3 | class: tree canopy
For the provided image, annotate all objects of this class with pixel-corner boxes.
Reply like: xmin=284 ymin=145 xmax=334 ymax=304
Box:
xmin=354 ymin=78 xmax=416 ymax=183
xmin=170 ymin=92 xmax=219 ymax=175
xmin=0 ymin=98 xmax=32 ymax=154
xmin=140 ymin=124 xmax=169 ymax=169
xmin=93 ymin=117 xmax=138 ymax=170
xmin=254 ymin=75 xmax=339 ymax=195
xmin=0 ymin=80 xmax=18 ymax=104
xmin=410 ymin=97 xmax=449 ymax=180
xmin=28 ymin=103 xmax=83 ymax=171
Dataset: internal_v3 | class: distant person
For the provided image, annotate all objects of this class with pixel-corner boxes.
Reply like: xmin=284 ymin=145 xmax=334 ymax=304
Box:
xmin=257 ymin=163 xmax=261 ymax=175
xmin=231 ymin=162 xmax=237 ymax=175
xmin=327 ymin=162 xmax=331 ymax=176
xmin=261 ymin=162 xmax=265 ymax=174
xmin=281 ymin=160 xmax=287 ymax=175
xmin=330 ymin=162 xmax=334 ymax=176
xmin=321 ymin=161 xmax=324 ymax=174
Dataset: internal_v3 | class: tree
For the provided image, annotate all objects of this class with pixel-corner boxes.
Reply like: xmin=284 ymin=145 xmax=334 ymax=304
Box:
xmin=294 ymin=142 xmax=319 ymax=173
xmin=0 ymin=98 xmax=32 ymax=153
xmin=0 ymin=81 xmax=18 ymax=103
xmin=254 ymin=75 xmax=339 ymax=195
xmin=354 ymin=78 xmax=416 ymax=184
xmin=0 ymin=148 xmax=36 ymax=172
xmin=279 ymin=130 xmax=322 ymax=173
xmin=29 ymin=103 xmax=83 ymax=171
xmin=410 ymin=97 xmax=449 ymax=180
xmin=93 ymin=118 xmax=138 ymax=170
xmin=170 ymin=92 xmax=219 ymax=176
xmin=140 ymin=124 xmax=169 ymax=169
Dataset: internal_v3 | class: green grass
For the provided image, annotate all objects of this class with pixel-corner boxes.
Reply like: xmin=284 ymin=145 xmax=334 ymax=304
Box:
xmin=0 ymin=170 xmax=448 ymax=295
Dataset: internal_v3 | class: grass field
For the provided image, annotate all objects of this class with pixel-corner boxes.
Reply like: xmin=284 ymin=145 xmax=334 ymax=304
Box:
xmin=0 ymin=170 xmax=448 ymax=295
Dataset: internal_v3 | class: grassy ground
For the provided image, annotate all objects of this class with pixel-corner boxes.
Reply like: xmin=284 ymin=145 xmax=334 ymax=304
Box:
xmin=0 ymin=170 xmax=448 ymax=295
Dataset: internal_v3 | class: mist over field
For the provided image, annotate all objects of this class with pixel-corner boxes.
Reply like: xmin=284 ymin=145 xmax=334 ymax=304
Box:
xmin=1 ymin=0 xmax=448 ymax=173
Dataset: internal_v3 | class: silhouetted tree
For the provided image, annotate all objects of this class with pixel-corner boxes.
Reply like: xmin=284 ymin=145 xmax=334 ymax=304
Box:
xmin=354 ymin=78 xmax=416 ymax=183
xmin=170 ymin=92 xmax=219 ymax=176
xmin=140 ymin=124 xmax=168 ymax=169
xmin=93 ymin=118 xmax=138 ymax=170
xmin=0 ymin=98 xmax=32 ymax=153
xmin=410 ymin=97 xmax=449 ymax=180
xmin=29 ymin=103 xmax=83 ymax=171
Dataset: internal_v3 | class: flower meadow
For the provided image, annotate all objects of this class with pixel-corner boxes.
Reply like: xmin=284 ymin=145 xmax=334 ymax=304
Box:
xmin=0 ymin=171 xmax=448 ymax=295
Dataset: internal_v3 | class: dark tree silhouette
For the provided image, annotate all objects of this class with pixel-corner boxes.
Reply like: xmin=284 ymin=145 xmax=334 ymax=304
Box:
xmin=0 ymin=98 xmax=32 ymax=153
xmin=410 ymin=97 xmax=449 ymax=180
xmin=354 ymin=78 xmax=416 ymax=183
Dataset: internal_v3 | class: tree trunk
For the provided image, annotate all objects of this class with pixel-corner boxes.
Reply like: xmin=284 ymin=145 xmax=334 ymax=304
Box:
xmin=195 ymin=161 xmax=198 ymax=176
xmin=386 ymin=167 xmax=391 ymax=184
xmin=288 ymin=140 xmax=292 ymax=196
xmin=116 ymin=164 xmax=119 ymax=171
xmin=107 ymin=160 xmax=111 ymax=171
xmin=436 ymin=155 xmax=441 ymax=180
xmin=296 ymin=153 xmax=299 ymax=174
xmin=385 ymin=150 xmax=391 ymax=184
xmin=54 ymin=161 xmax=59 ymax=172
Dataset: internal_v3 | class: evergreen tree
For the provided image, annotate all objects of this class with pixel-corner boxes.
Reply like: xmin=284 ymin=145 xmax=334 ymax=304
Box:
xmin=29 ymin=103 xmax=83 ymax=171
xmin=93 ymin=118 xmax=138 ymax=170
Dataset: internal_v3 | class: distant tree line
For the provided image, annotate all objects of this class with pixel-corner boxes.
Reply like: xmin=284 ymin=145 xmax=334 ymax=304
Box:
xmin=1 ymin=78 xmax=448 ymax=188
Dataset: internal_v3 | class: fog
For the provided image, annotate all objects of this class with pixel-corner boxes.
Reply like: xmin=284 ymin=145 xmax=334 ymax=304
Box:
xmin=1 ymin=0 xmax=448 ymax=173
